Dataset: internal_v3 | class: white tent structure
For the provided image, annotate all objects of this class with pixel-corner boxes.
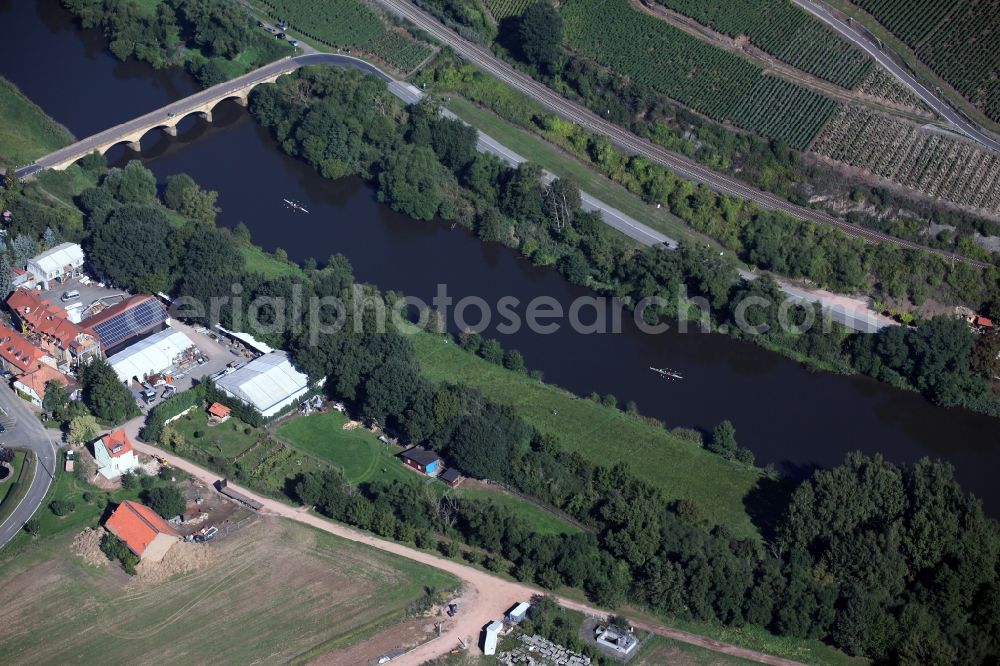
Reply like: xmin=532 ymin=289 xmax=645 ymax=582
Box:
xmin=215 ymin=351 xmax=312 ymax=418
xmin=26 ymin=242 xmax=84 ymax=289
xmin=107 ymin=327 xmax=196 ymax=383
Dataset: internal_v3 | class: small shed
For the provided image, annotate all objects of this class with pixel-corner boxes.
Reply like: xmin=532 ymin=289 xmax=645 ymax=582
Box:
xmin=506 ymin=601 xmax=531 ymax=624
xmin=208 ymin=402 xmax=232 ymax=423
xmin=400 ymin=447 xmax=441 ymax=476
xmin=439 ymin=467 xmax=462 ymax=488
xmin=483 ymin=620 xmax=503 ymax=656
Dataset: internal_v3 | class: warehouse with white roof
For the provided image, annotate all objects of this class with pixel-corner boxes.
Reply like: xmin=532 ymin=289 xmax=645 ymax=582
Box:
xmin=26 ymin=242 xmax=84 ymax=289
xmin=214 ymin=351 xmax=313 ymax=418
xmin=107 ymin=327 xmax=197 ymax=383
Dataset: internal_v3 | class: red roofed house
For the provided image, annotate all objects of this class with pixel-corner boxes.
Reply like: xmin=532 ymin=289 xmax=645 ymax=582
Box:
xmin=94 ymin=429 xmax=142 ymax=480
xmin=104 ymin=500 xmax=179 ymax=562
xmin=6 ymin=288 xmax=101 ymax=365
xmin=13 ymin=363 xmax=77 ymax=408
xmin=0 ymin=323 xmax=51 ymax=375
xmin=207 ymin=402 xmax=231 ymax=423
xmin=975 ymin=315 xmax=994 ymax=329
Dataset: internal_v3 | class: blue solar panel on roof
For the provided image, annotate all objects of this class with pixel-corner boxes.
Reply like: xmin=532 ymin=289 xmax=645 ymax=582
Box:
xmin=91 ymin=298 xmax=167 ymax=348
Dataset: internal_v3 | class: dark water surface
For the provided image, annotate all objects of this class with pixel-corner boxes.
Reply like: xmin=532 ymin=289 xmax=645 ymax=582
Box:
xmin=3 ymin=0 xmax=998 ymax=510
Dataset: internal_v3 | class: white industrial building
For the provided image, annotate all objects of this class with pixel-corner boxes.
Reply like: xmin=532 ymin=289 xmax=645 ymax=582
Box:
xmin=107 ymin=327 xmax=197 ymax=383
xmin=26 ymin=242 xmax=84 ymax=289
xmin=215 ymin=351 xmax=313 ymax=418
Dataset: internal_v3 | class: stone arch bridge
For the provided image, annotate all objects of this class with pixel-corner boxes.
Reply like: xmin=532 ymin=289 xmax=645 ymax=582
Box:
xmin=15 ymin=54 xmax=414 ymax=179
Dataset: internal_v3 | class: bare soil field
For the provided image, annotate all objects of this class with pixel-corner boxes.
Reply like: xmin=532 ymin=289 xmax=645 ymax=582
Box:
xmin=310 ymin=617 xmax=438 ymax=665
xmin=0 ymin=517 xmax=457 ymax=665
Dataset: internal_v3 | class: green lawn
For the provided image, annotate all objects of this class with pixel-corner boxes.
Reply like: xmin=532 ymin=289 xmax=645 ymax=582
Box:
xmin=277 ymin=410 xmax=416 ymax=485
xmin=443 ymin=96 xmax=697 ymax=245
xmin=172 ymin=411 xmax=261 ymax=459
xmin=168 ymin=411 xmax=331 ymax=495
xmin=411 ymin=330 xmax=761 ymax=537
xmin=242 ymin=244 xmax=309 ymax=279
xmin=0 ymin=77 xmax=74 ymax=168
xmin=634 ymin=635 xmax=759 ymax=665
xmin=455 ymin=486 xmax=580 ymax=535
xmin=0 ymin=451 xmax=30 ymax=525
xmin=279 ymin=411 xmax=583 ymax=534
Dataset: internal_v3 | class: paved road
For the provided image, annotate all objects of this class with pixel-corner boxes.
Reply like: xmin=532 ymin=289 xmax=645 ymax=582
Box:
xmin=0 ymin=385 xmax=58 ymax=549
xmin=446 ymin=108 xmax=891 ymax=330
xmin=121 ymin=417 xmax=806 ymax=666
xmin=371 ymin=0 xmax=991 ymax=270
xmin=793 ymin=0 xmax=1000 ymax=154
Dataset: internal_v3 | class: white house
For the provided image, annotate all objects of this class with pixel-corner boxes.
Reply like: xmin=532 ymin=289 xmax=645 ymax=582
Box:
xmin=26 ymin=242 xmax=84 ymax=289
xmin=94 ymin=429 xmax=142 ymax=479
xmin=483 ymin=620 xmax=503 ymax=656
xmin=215 ymin=351 xmax=316 ymax=418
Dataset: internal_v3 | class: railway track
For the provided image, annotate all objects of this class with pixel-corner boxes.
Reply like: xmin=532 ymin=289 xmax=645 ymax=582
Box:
xmin=374 ymin=0 xmax=993 ymax=270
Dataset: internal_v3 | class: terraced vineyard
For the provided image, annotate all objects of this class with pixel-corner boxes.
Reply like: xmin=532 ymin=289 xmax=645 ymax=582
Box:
xmin=812 ymin=106 xmax=1000 ymax=211
xmin=368 ymin=30 xmax=433 ymax=71
xmin=654 ymin=0 xmax=873 ymax=88
xmin=855 ymin=66 xmax=928 ymax=114
xmin=853 ymin=0 xmax=1000 ymax=122
xmin=562 ymin=0 xmax=839 ymax=149
xmin=260 ymin=0 xmax=432 ymax=71
xmin=483 ymin=0 xmax=534 ymax=19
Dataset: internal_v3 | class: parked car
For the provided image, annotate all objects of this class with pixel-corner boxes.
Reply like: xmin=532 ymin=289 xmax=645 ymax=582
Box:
xmin=61 ymin=290 xmax=80 ymax=302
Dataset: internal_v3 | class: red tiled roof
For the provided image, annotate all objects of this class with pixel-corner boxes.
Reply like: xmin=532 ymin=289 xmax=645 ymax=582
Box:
xmin=0 ymin=324 xmax=45 ymax=374
xmin=208 ymin=402 xmax=231 ymax=418
xmin=976 ymin=316 xmax=994 ymax=328
xmin=100 ymin=429 xmax=135 ymax=458
xmin=15 ymin=364 xmax=73 ymax=401
xmin=105 ymin=501 xmax=179 ymax=556
xmin=6 ymin=288 xmax=86 ymax=348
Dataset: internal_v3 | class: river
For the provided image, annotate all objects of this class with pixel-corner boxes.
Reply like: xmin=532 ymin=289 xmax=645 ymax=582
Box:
xmin=3 ymin=0 xmax=998 ymax=512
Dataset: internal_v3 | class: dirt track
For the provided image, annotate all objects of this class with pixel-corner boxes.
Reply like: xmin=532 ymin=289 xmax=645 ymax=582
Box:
xmin=127 ymin=432 xmax=806 ymax=666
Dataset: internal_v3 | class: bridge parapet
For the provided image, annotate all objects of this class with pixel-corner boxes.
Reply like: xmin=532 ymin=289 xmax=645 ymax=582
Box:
xmin=36 ymin=66 xmax=292 ymax=171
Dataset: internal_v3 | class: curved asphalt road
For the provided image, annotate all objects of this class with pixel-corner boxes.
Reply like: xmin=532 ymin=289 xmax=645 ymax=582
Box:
xmin=793 ymin=0 xmax=1000 ymax=154
xmin=371 ymin=0 xmax=991 ymax=270
xmin=0 ymin=385 xmax=57 ymax=550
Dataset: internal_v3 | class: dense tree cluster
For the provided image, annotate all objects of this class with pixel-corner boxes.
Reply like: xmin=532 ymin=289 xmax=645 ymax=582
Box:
xmin=61 ymin=0 xmax=288 ymax=86
xmin=79 ymin=358 xmax=140 ymax=424
xmin=100 ymin=532 xmax=139 ymax=574
xmin=851 ymin=315 xmax=996 ymax=411
xmin=143 ymin=485 xmax=186 ymax=519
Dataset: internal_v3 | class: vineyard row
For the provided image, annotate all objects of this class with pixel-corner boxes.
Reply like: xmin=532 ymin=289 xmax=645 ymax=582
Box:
xmin=812 ymin=106 xmax=1000 ymax=212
